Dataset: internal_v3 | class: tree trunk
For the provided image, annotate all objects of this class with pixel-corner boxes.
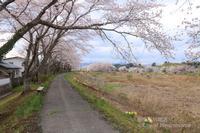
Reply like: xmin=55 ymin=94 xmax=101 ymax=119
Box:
xmin=23 ymin=77 xmax=31 ymax=94
xmin=22 ymin=40 xmax=32 ymax=94
xmin=10 ymin=70 xmax=15 ymax=88
xmin=0 ymin=21 xmax=38 ymax=56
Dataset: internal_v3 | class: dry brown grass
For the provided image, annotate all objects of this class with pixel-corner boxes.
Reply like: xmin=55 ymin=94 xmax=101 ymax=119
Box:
xmin=75 ymin=71 xmax=200 ymax=132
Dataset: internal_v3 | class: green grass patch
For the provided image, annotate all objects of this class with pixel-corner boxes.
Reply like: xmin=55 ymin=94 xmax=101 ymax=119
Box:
xmin=90 ymin=72 xmax=104 ymax=77
xmin=0 ymin=74 xmax=55 ymax=133
xmin=15 ymin=93 xmax=43 ymax=118
xmin=40 ymin=74 xmax=55 ymax=88
xmin=13 ymin=85 xmax=23 ymax=92
xmin=103 ymin=82 xmax=121 ymax=92
xmin=65 ymin=72 xmax=155 ymax=133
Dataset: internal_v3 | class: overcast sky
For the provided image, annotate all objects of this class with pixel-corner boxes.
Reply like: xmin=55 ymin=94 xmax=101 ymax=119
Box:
xmin=82 ymin=0 xmax=200 ymax=64
xmin=1 ymin=0 xmax=200 ymax=65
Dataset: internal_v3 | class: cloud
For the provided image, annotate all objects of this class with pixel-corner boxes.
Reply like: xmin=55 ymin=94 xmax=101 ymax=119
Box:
xmin=82 ymin=32 xmax=190 ymax=64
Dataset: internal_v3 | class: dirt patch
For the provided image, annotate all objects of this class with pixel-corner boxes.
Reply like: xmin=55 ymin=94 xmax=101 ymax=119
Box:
xmin=15 ymin=113 xmax=42 ymax=133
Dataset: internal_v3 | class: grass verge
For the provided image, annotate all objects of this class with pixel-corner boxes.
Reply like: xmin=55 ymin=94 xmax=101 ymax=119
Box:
xmin=65 ymin=72 xmax=155 ymax=133
xmin=0 ymin=74 xmax=55 ymax=133
xmin=15 ymin=93 xmax=43 ymax=118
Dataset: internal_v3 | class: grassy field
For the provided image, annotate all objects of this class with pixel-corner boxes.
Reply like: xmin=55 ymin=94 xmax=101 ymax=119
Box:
xmin=67 ymin=71 xmax=200 ymax=133
xmin=65 ymin=73 xmax=156 ymax=133
xmin=0 ymin=75 xmax=54 ymax=133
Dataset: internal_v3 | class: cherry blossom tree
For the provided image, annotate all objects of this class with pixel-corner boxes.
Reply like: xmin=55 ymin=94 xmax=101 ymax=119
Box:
xmin=0 ymin=0 xmax=174 ymax=92
xmin=175 ymin=0 xmax=200 ymax=60
xmin=20 ymin=22 xmax=90 ymax=92
xmin=184 ymin=14 xmax=200 ymax=60
xmin=0 ymin=0 xmax=172 ymax=58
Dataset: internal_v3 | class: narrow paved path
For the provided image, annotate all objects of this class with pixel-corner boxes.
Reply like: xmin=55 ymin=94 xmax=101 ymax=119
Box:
xmin=41 ymin=74 xmax=118 ymax=133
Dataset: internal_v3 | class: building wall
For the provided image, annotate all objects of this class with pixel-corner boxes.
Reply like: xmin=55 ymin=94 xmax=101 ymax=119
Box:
xmin=3 ymin=58 xmax=24 ymax=77
xmin=0 ymin=78 xmax=10 ymax=86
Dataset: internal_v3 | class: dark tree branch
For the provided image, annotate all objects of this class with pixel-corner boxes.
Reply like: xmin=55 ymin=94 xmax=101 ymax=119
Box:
xmin=0 ymin=0 xmax=58 ymax=56
xmin=0 ymin=0 xmax=15 ymax=11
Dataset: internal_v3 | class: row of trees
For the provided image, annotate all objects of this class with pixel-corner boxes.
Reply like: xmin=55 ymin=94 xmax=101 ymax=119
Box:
xmin=0 ymin=0 xmax=199 ymax=92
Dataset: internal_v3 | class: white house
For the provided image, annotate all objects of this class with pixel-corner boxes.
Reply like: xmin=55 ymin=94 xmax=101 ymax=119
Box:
xmin=3 ymin=57 xmax=25 ymax=77
xmin=0 ymin=61 xmax=21 ymax=87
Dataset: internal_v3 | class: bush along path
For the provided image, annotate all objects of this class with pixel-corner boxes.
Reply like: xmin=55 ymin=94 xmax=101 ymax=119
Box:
xmin=41 ymin=74 xmax=118 ymax=133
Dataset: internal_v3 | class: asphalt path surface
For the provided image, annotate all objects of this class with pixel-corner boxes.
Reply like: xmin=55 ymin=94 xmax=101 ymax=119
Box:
xmin=41 ymin=74 xmax=118 ymax=133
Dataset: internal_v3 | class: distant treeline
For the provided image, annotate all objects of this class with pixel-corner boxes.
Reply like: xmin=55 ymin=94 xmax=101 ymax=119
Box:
xmin=113 ymin=61 xmax=200 ymax=69
xmin=182 ymin=61 xmax=200 ymax=68
xmin=113 ymin=63 xmax=142 ymax=68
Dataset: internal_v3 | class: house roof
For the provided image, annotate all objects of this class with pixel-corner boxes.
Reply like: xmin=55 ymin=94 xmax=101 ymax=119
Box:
xmin=0 ymin=61 xmax=21 ymax=69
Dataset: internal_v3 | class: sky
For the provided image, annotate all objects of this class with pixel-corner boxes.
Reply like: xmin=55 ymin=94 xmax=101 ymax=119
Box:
xmin=82 ymin=0 xmax=200 ymax=64
xmin=1 ymin=0 xmax=200 ymax=65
